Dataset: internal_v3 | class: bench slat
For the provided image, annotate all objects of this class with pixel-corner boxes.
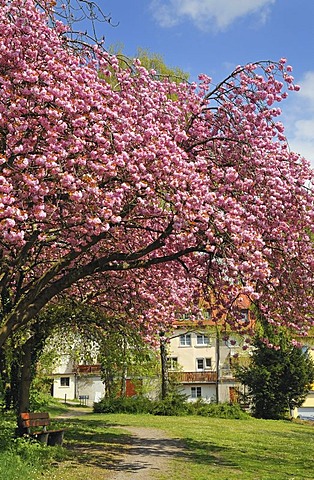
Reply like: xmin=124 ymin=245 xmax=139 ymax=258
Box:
xmin=20 ymin=412 xmax=49 ymax=420
xmin=19 ymin=413 xmax=50 ymax=428
xmin=21 ymin=419 xmax=50 ymax=428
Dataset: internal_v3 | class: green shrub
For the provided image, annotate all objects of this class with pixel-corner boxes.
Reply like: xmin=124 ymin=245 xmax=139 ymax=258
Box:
xmin=94 ymin=388 xmax=191 ymax=416
xmin=94 ymin=396 xmax=152 ymax=414
xmin=0 ymin=414 xmax=15 ymax=450
xmin=94 ymin=393 xmax=248 ymax=419
xmin=29 ymin=390 xmax=53 ymax=411
xmin=150 ymin=391 xmax=188 ymax=416
xmin=187 ymin=401 xmax=250 ymax=419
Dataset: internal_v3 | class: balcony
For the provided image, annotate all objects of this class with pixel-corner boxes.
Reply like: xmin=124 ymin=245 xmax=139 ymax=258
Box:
xmin=75 ymin=364 xmax=101 ymax=375
xmin=169 ymin=371 xmax=217 ymax=383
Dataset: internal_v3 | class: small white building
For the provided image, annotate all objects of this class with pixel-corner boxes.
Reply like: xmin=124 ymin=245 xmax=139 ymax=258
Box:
xmin=51 ymin=355 xmax=105 ymax=406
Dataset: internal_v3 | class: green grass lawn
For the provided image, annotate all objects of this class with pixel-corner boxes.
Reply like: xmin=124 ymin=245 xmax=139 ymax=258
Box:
xmin=50 ymin=412 xmax=314 ymax=480
xmin=2 ymin=409 xmax=314 ymax=480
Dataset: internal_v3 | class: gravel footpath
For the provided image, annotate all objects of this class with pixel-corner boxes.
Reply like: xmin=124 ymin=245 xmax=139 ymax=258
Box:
xmin=107 ymin=426 xmax=187 ymax=479
xmin=54 ymin=407 xmax=187 ymax=479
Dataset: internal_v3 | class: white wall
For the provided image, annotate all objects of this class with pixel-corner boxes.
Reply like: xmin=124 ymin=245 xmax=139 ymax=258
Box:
xmin=168 ymin=329 xmax=235 ymax=373
xmin=76 ymin=375 xmax=105 ymax=405
xmin=53 ymin=374 xmax=76 ymax=401
xmin=52 ymin=373 xmax=105 ymax=405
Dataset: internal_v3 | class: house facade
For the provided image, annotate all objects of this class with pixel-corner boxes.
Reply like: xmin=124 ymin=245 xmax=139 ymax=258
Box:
xmin=165 ymin=294 xmax=253 ymax=403
xmin=167 ymin=327 xmax=247 ymax=403
xmin=50 ymin=296 xmax=252 ymax=405
xmin=49 ymin=294 xmax=314 ymax=411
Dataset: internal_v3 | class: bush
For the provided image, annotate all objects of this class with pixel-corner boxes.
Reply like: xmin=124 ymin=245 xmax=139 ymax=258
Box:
xmin=94 ymin=396 xmax=152 ymax=414
xmin=94 ymin=395 xmax=249 ymax=419
xmin=0 ymin=414 xmax=15 ymax=451
xmin=29 ymin=390 xmax=53 ymax=411
xmin=187 ymin=401 xmax=250 ymax=419
xmin=150 ymin=391 xmax=188 ymax=416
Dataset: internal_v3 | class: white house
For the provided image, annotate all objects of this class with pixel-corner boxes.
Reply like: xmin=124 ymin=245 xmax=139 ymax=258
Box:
xmin=167 ymin=327 xmax=247 ymax=403
xmin=51 ymin=354 xmax=105 ymax=406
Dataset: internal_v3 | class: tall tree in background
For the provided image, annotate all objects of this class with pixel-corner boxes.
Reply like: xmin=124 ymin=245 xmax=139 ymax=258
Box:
xmin=99 ymin=328 xmax=159 ymax=399
xmin=0 ymin=0 xmax=314 ymax=355
xmin=236 ymin=323 xmax=314 ymax=419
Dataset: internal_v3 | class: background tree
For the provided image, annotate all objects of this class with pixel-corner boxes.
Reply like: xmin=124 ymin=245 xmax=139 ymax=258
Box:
xmin=236 ymin=322 xmax=314 ymax=419
xmin=0 ymin=0 xmax=314 ymax=358
xmin=99 ymin=328 xmax=160 ymax=399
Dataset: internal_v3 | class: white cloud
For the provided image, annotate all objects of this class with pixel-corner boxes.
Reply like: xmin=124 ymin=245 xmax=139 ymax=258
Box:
xmin=298 ymin=72 xmax=314 ymax=104
xmin=150 ymin=0 xmax=276 ymax=31
xmin=294 ymin=119 xmax=314 ymax=141
xmin=283 ymin=71 xmax=314 ymax=166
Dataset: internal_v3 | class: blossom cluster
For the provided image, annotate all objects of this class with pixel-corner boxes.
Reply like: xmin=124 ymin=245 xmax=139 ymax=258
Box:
xmin=0 ymin=0 xmax=314 ymax=344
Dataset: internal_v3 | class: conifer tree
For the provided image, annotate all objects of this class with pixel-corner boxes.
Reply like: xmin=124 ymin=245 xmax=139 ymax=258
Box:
xmin=236 ymin=323 xmax=314 ymax=419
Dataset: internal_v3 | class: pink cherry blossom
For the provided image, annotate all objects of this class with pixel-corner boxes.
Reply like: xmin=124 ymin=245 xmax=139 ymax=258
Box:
xmin=0 ymin=0 xmax=313 ymax=347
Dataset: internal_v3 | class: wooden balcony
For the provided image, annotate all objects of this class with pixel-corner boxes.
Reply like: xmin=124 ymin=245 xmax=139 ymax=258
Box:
xmin=75 ymin=364 xmax=101 ymax=375
xmin=169 ymin=371 xmax=217 ymax=383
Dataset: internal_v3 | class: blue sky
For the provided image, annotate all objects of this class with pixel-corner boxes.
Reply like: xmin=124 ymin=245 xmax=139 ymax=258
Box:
xmin=88 ymin=0 xmax=314 ymax=165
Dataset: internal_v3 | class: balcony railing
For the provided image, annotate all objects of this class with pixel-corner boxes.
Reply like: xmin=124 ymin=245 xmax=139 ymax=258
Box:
xmin=75 ymin=364 xmax=101 ymax=374
xmin=169 ymin=371 xmax=217 ymax=383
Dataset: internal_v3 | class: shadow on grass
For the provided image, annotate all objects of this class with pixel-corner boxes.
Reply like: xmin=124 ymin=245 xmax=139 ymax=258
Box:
xmin=183 ymin=435 xmax=314 ymax=479
xmin=53 ymin=415 xmax=314 ymax=478
xmin=53 ymin=417 xmax=131 ymax=471
xmin=54 ymin=416 xmax=235 ymax=474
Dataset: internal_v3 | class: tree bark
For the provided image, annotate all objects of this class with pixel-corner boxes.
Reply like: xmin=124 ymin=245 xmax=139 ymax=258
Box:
xmin=160 ymin=336 xmax=169 ymax=399
xmin=18 ymin=338 xmax=33 ymax=413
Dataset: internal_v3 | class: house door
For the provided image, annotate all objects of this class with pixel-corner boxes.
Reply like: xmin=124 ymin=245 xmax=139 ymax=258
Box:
xmin=229 ymin=387 xmax=239 ymax=403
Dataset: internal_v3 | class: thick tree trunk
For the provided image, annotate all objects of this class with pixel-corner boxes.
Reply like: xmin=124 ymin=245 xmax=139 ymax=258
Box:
xmin=18 ymin=338 xmax=33 ymax=413
xmin=160 ymin=336 xmax=169 ymax=399
xmin=10 ymin=359 xmax=20 ymax=412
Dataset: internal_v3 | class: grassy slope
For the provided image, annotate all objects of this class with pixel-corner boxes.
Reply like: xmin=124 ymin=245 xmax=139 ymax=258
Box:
xmin=1 ymin=407 xmax=313 ymax=480
xmin=47 ymin=412 xmax=314 ymax=480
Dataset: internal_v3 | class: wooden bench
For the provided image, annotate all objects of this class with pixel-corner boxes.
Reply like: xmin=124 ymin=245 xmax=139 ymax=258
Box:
xmin=18 ymin=412 xmax=65 ymax=446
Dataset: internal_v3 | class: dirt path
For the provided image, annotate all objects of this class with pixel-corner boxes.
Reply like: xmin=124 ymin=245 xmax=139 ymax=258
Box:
xmin=50 ymin=408 xmax=187 ymax=479
xmin=105 ymin=426 xmax=186 ymax=479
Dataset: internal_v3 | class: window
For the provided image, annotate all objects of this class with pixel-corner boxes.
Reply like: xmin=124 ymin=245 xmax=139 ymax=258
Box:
xmin=196 ymin=358 xmax=204 ymax=370
xmin=205 ymin=358 xmax=212 ymax=369
xmin=60 ymin=377 xmax=70 ymax=387
xmin=180 ymin=334 xmax=191 ymax=346
xmin=175 ymin=312 xmax=192 ymax=320
xmin=240 ymin=309 xmax=249 ymax=323
xmin=196 ymin=334 xmax=210 ymax=346
xmin=196 ymin=358 xmax=212 ymax=371
xmin=167 ymin=357 xmax=178 ymax=370
xmin=191 ymin=386 xmax=202 ymax=398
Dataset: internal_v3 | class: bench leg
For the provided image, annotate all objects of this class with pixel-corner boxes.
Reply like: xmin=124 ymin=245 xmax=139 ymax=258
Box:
xmin=48 ymin=431 xmax=64 ymax=446
xmin=33 ymin=432 xmax=49 ymax=445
